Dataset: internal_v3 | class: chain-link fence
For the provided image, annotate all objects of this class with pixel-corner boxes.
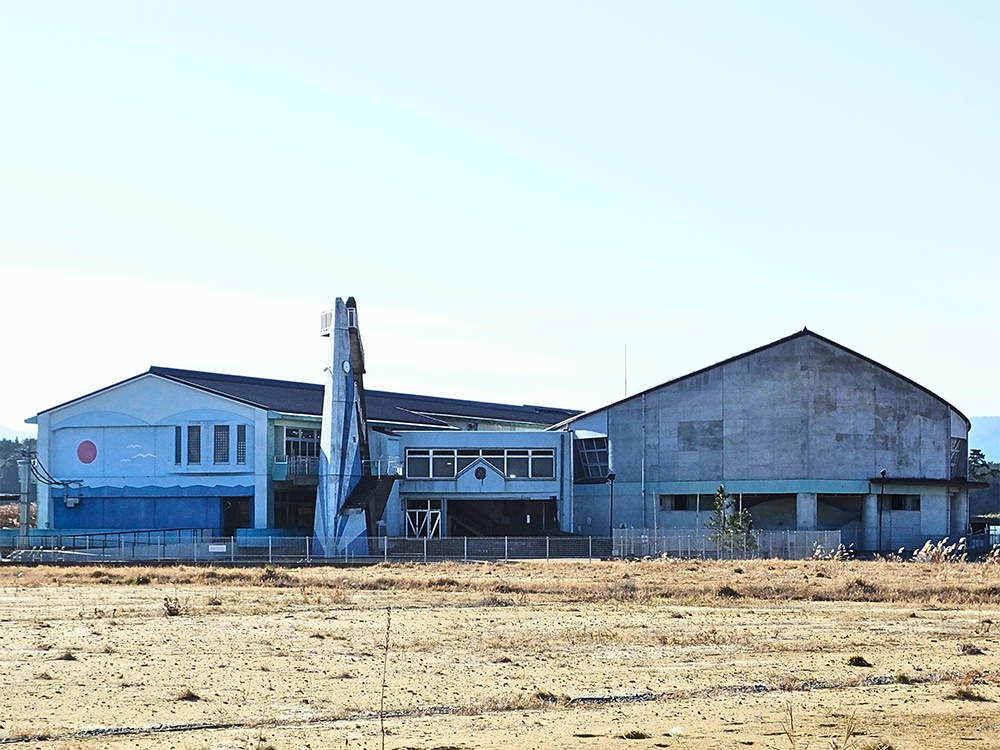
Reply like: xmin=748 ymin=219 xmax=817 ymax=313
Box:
xmin=613 ymin=528 xmax=842 ymax=560
xmin=5 ymin=527 xmax=845 ymax=563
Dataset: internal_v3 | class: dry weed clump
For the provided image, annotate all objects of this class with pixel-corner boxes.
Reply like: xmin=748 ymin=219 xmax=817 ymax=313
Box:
xmin=475 ymin=689 xmax=569 ymax=713
xmin=910 ymin=537 xmax=967 ymax=564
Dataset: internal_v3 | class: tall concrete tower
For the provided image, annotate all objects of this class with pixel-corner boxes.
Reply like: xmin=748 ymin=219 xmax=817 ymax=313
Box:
xmin=313 ymin=297 xmax=368 ymax=556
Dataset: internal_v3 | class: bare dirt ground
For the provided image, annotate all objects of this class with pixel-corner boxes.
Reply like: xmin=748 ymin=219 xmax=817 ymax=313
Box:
xmin=1 ymin=558 xmax=999 ymax=750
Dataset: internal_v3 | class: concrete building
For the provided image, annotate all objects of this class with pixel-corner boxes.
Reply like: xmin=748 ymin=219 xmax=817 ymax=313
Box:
xmin=555 ymin=328 xmax=980 ymax=552
xmin=28 ymin=363 xmax=577 ymax=541
xmin=27 ymin=317 xmax=981 ymax=554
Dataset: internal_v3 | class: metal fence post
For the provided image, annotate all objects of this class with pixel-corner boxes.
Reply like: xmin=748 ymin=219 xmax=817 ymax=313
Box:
xmin=464 ymin=536 xmax=468 ymax=562
xmin=231 ymin=536 xmax=235 ymax=564
xmin=383 ymin=534 xmax=388 ymax=562
xmin=588 ymin=536 xmax=592 ymax=563
xmin=306 ymin=536 xmax=311 ymax=562
xmin=504 ymin=536 xmax=508 ymax=561
xmin=423 ymin=536 xmax=427 ymax=564
xmin=268 ymin=536 xmax=272 ymax=564
xmin=546 ymin=536 xmax=550 ymax=561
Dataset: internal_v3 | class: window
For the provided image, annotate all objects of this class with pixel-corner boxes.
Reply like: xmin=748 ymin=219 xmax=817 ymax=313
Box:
xmin=530 ymin=450 xmax=555 ymax=478
xmin=432 ymin=450 xmax=455 ymax=478
xmin=236 ymin=425 xmax=247 ymax=464
xmin=573 ymin=437 xmax=610 ymax=483
xmin=890 ymin=495 xmax=920 ymax=511
xmin=506 ymin=450 xmax=529 ymax=478
xmin=404 ymin=448 xmax=556 ymax=479
xmin=406 ymin=449 xmax=430 ymax=478
xmin=660 ymin=494 xmax=697 ymax=511
xmin=951 ymin=438 xmax=968 ymax=479
xmin=187 ymin=425 xmax=201 ymax=464
xmin=174 ymin=426 xmax=182 ymax=465
xmin=284 ymin=427 xmax=320 ymax=459
xmin=214 ymin=424 xmax=230 ymax=464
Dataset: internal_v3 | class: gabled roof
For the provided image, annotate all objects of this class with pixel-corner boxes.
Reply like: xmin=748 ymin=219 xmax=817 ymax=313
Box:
xmin=548 ymin=328 xmax=972 ymax=431
xmin=38 ymin=366 xmax=580 ymax=429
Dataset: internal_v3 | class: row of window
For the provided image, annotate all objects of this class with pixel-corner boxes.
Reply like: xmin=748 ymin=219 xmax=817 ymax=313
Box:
xmin=174 ymin=424 xmax=247 ymax=466
xmin=658 ymin=494 xmax=922 ymax=512
xmin=405 ymin=448 xmax=555 ymax=479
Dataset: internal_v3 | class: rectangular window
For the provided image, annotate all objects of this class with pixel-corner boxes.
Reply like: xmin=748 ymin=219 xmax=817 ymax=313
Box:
xmin=890 ymin=495 xmax=921 ymax=511
xmin=660 ymin=494 xmax=697 ymax=511
xmin=506 ymin=450 xmax=529 ymax=478
xmin=406 ymin=449 xmax=430 ymax=478
xmin=174 ymin=426 xmax=182 ymax=465
xmin=214 ymin=424 xmax=230 ymax=464
xmin=432 ymin=450 xmax=456 ymax=478
xmin=285 ymin=427 xmax=320 ymax=459
xmin=187 ymin=425 xmax=201 ymax=464
xmin=951 ymin=437 xmax=968 ymax=479
xmin=530 ymin=450 xmax=555 ymax=478
xmin=236 ymin=425 xmax=247 ymax=464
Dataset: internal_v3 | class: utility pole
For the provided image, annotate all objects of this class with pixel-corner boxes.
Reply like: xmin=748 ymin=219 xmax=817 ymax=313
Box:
xmin=17 ymin=450 xmax=32 ymax=549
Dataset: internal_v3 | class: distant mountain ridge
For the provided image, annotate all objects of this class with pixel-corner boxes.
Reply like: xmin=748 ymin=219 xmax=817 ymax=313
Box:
xmin=971 ymin=416 xmax=1000 ymax=461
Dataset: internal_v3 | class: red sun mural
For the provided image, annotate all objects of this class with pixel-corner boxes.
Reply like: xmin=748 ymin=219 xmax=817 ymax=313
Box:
xmin=77 ymin=440 xmax=98 ymax=464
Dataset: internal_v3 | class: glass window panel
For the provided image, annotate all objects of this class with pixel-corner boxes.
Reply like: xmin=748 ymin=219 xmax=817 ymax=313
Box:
xmin=187 ymin=425 xmax=201 ymax=464
xmin=432 ymin=456 xmax=455 ymax=477
xmin=407 ymin=455 xmax=430 ymax=478
xmin=214 ymin=424 xmax=230 ymax=464
xmin=456 ymin=457 xmax=476 ymax=472
xmin=530 ymin=456 xmax=554 ymax=478
xmin=507 ymin=457 xmax=529 ymax=477
xmin=236 ymin=425 xmax=247 ymax=464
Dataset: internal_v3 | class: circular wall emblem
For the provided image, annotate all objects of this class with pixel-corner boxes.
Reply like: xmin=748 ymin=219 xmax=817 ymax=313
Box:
xmin=77 ymin=440 xmax=98 ymax=464
xmin=474 ymin=466 xmax=487 ymax=481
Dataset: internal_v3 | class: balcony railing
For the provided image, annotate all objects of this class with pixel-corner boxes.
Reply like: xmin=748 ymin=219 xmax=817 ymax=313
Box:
xmin=272 ymin=456 xmax=319 ymax=481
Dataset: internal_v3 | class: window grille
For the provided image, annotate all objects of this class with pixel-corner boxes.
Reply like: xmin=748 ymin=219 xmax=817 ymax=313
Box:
xmin=214 ymin=424 xmax=230 ymax=464
xmin=187 ymin=425 xmax=201 ymax=464
xmin=236 ymin=425 xmax=247 ymax=464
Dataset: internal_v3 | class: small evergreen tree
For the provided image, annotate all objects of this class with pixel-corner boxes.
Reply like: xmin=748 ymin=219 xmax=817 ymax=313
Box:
xmin=969 ymin=449 xmax=1000 ymax=483
xmin=705 ymin=484 xmax=756 ymax=555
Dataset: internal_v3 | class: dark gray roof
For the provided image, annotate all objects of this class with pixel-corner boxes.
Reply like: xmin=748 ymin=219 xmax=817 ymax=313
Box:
xmin=147 ymin=367 xmax=578 ymax=427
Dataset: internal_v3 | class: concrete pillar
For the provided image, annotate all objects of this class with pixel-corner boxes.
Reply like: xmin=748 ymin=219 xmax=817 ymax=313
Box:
xmin=861 ymin=493 xmax=879 ymax=552
xmin=796 ymin=492 xmax=817 ymax=530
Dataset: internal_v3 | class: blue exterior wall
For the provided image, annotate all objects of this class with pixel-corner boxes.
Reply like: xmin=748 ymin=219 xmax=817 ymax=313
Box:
xmin=35 ymin=374 xmax=267 ymax=533
xmin=50 ymin=484 xmax=252 ymax=532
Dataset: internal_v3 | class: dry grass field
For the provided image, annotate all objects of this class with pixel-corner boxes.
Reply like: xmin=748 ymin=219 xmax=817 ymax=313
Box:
xmin=1 ymin=558 xmax=999 ymax=750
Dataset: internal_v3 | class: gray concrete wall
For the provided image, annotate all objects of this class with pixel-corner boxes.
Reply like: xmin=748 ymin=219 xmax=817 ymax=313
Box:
xmin=610 ymin=334 xmax=954 ymax=489
xmin=566 ymin=332 xmax=968 ymax=547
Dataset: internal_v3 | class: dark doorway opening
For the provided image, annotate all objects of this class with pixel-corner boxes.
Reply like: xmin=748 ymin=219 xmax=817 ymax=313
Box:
xmin=223 ymin=496 xmax=252 ymax=537
xmin=447 ymin=498 xmax=557 ymax=537
xmin=274 ymin=488 xmax=316 ymax=531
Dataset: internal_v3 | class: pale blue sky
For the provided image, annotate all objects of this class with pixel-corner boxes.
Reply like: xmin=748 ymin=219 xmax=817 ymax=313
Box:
xmin=2 ymin=2 xmax=998 ymax=438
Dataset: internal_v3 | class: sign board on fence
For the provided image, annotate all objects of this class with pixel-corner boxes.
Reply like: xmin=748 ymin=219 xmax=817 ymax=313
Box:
xmin=208 ymin=544 xmax=227 ymax=553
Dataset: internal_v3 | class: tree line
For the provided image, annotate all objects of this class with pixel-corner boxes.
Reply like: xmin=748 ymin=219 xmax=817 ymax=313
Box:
xmin=0 ymin=438 xmax=37 ymax=495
